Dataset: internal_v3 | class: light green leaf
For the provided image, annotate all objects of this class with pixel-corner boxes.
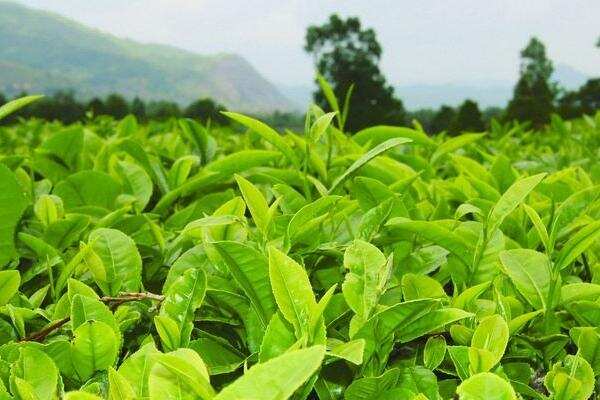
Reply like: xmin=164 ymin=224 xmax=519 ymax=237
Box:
xmin=53 ymin=170 xmax=122 ymax=212
xmin=508 ymin=310 xmax=543 ymax=335
xmin=34 ymin=194 xmax=64 ymax=227
xmin=402 ymin=273 xmax=447 ymax=301
xmin=149 ymin=349 xmax=215 ymax=400
xmin=164 ymin=245 xmax=209 ymax=292
xmin=354 ymin=125 xmax=436 ymax=148
xmin=214 ymin=345 xmax=325 ymax=400
xmin=189 ymin=336 xmax=245 ymax=375
xmin=522 ymin=204 xmax=550 ymax=252
xmin=386 ymin=218 xmax=474 ymax=268
xmin=268 ymin=246 xmax=316 ymax=340
xmin=561 ymin=283 xmax=600 ymax=305
xmin=309 ymin=111 xmax=337 ymax=142
xmin=555 ymin=220 xmax=600 ymax=271
xmin=223 ymin=112 xmax=299 ymax=167
xmin=87 ymin=228 xmax=142 ymax=296
xmin=342 ymin=240 xmax=388 ymax=319
xmin=397 ymin=307 xmax=473 ymax=343
xmin=397 ymin=366 xmax=439 ymax=400
xmin=259 ymin=312 xmax=296 ymax=363
xmin=108 ymin=367 xmax=136 ymax=400
xmin=327 ymin=339 xmax=365 ymax=365
xmin=550 ymin=185 xmax=600 ymax=246
xmin=112 ymin=160 xmax=153 ymax=211
xmin=178 ymin=118 xmax=214 ymax=164
xmin=470 ymin=315 xmax=509 ymax=372
xmin=72 ymin=321 xmax=118 ymax=381
xmin=431 ymin=133 xmax=485 ymax=165
xmin=0 ymin=165 xmax=28 ymax=266
xmin=235 ymin=174 xmax=270 ymax=234
xmin=118 ymin=138 xmax=169 ymax=194
xmin=544 ymin=355 xmax=594 ymax=400
xmin=213 ymin=241 xmax=276 ymax=328
xmin=64 ymin=391 xmax=103 ymax=400
xmin=452 ymin=282 xmax=492 ymax=310
xmin=287 ymin=195 xmax=341 ymax=245
xmin=309 ymin=284 xmax=336 ymax=340
xmin=71 ymin=294 xmax=120 ymax=341
xmin=168 ymin=155 xmax=200 ymax=188
xmin=329 ymin=138 xmax=412 ymax=193
xmin=0 ymin=270 xmax=20 ymax=306
xmin=11 ymin=377 xmax=39 ymax=400
xmin=206 ymin=196 xmax=247 ymax=241
xmin=316 ymin=73 xmax=341 ymax=128
xmin=343 ymin=368 xmax=401 ymax=400
xmin=0 ymin=95 xmax=43 ymax=121
xmin=10 ymin=347 xmax=58 ymax=400
xmin=572 ymin=327 xmax=600 ymax=374
xmin=467 ymin=347 xmax=497 ymax=376
xmin=487 ymin=173 xmax=546 ymax=235
xmin=499 ymin=249 xmax=551 ymax=310
xmin=448 ymin=345 xmax=471 ymax=380
xmin=118 ymin=342 xmax=160 ymax=399
xmin=160 ymin=268 xmax=207 ymax=348
xmin=456 ymin=372 xmax=517 ymax=400
xmin=183 ymin=215 xmax=240 ymax=239
xmin=424 ymin=336 xmax=446 ymax=370
xmin=205 ymin=150 xmax=281 ymax=176
xmin=354 ymin=299 xmax=439 ymax=361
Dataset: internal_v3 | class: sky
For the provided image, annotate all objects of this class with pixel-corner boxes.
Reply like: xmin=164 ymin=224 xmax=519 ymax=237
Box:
xmin=15 ymin=0 xmax=600 ymax=87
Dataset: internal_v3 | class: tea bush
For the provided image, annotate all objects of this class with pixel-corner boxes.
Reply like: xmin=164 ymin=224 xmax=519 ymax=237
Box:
xmin=0 ymin=95 xmax=599 ymax=399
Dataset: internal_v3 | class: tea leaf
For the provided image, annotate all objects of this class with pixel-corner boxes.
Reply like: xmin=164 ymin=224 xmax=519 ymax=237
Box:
xmin=268 ymin=246 xmax=316 ymax=339
xmin=0 ymin=165 xmax=28 ymax=266
xmin=0 ymin=95 xmax=43 ymax=120
xmin=214 ymin=346 xmax=325 ymax=400
xmin=457 ymin=372 xmax=517 ymax=400
xmin=499 ymin=249 xmax=551 ymax=310
xmin=329 ymin=138 xmax=412 ymax=193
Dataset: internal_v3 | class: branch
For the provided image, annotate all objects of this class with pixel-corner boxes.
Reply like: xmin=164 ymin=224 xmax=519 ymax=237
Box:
xmin=22 ymin=317 xmax=70 ymax=343
xmin=21 ymin=291 xmax=164 ymax=343
xmin=100 ymin=292 xmax=165 ymax=310
xmin=101 ymin=292 xmax=165 ymax=302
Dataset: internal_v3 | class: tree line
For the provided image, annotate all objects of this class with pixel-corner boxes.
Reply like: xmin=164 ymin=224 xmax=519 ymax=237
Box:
xmin=305 ymin=15 xmax=600 ymax=133
xmin=0 ymin=92 xmax=231 ymax=126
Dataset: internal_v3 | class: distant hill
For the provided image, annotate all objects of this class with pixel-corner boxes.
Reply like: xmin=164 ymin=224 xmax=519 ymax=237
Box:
xmin=276 ymin=84 xmax=314 ymax=112
xmin=399 ymin=64 xmax=592 ymax=109
xmin=553 ymin=63 xmax=590 ymax=89
xmin=0 ymin=1 xmax=294 ymax=112
xmin=279 ymin=65 xmax=591 ymax=111
xmin=395 ymin=83 xmax=512 ymax=110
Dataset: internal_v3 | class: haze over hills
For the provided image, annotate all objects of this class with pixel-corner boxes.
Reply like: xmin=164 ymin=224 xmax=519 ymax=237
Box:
xmin=280 ymin=64 xmax=590 ymax=110
xmin=0 ymin=1 xmax=295 ymax=112
xmin=1 ymin=1 xmax=593 ymax=113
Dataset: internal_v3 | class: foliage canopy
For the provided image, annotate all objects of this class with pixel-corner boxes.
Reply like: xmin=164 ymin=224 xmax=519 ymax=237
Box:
xmin=0 ymin=93 xmax=599 ymax=399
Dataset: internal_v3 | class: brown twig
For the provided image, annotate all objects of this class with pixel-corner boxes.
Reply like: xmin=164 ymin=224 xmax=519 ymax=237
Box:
xmin=101 ymin=292 xmax=165 ymax=303
xmin=21 ymin=291 xmax=164 ymax=343
xmin=100 ymin=292 xmax=165 ymax=310
xmin=22 ymin=317 xmax=70 ymax=343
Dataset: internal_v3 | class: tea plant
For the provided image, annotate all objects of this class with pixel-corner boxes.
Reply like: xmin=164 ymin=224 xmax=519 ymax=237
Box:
xmin=0 ymin=91 xmax=598 ymax=400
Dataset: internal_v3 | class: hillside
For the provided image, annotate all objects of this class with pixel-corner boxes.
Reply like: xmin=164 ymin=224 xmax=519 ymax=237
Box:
xmin=0 ymin=1 xmax=294 ymax=112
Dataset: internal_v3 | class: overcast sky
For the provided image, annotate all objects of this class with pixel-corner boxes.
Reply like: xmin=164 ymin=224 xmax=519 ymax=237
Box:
xmin=16 ymin=0 xmax=600 ymax=86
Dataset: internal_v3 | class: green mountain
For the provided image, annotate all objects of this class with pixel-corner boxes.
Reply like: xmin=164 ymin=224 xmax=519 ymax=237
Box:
xmin=0 ymin=1 xmax=294 ymax=112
